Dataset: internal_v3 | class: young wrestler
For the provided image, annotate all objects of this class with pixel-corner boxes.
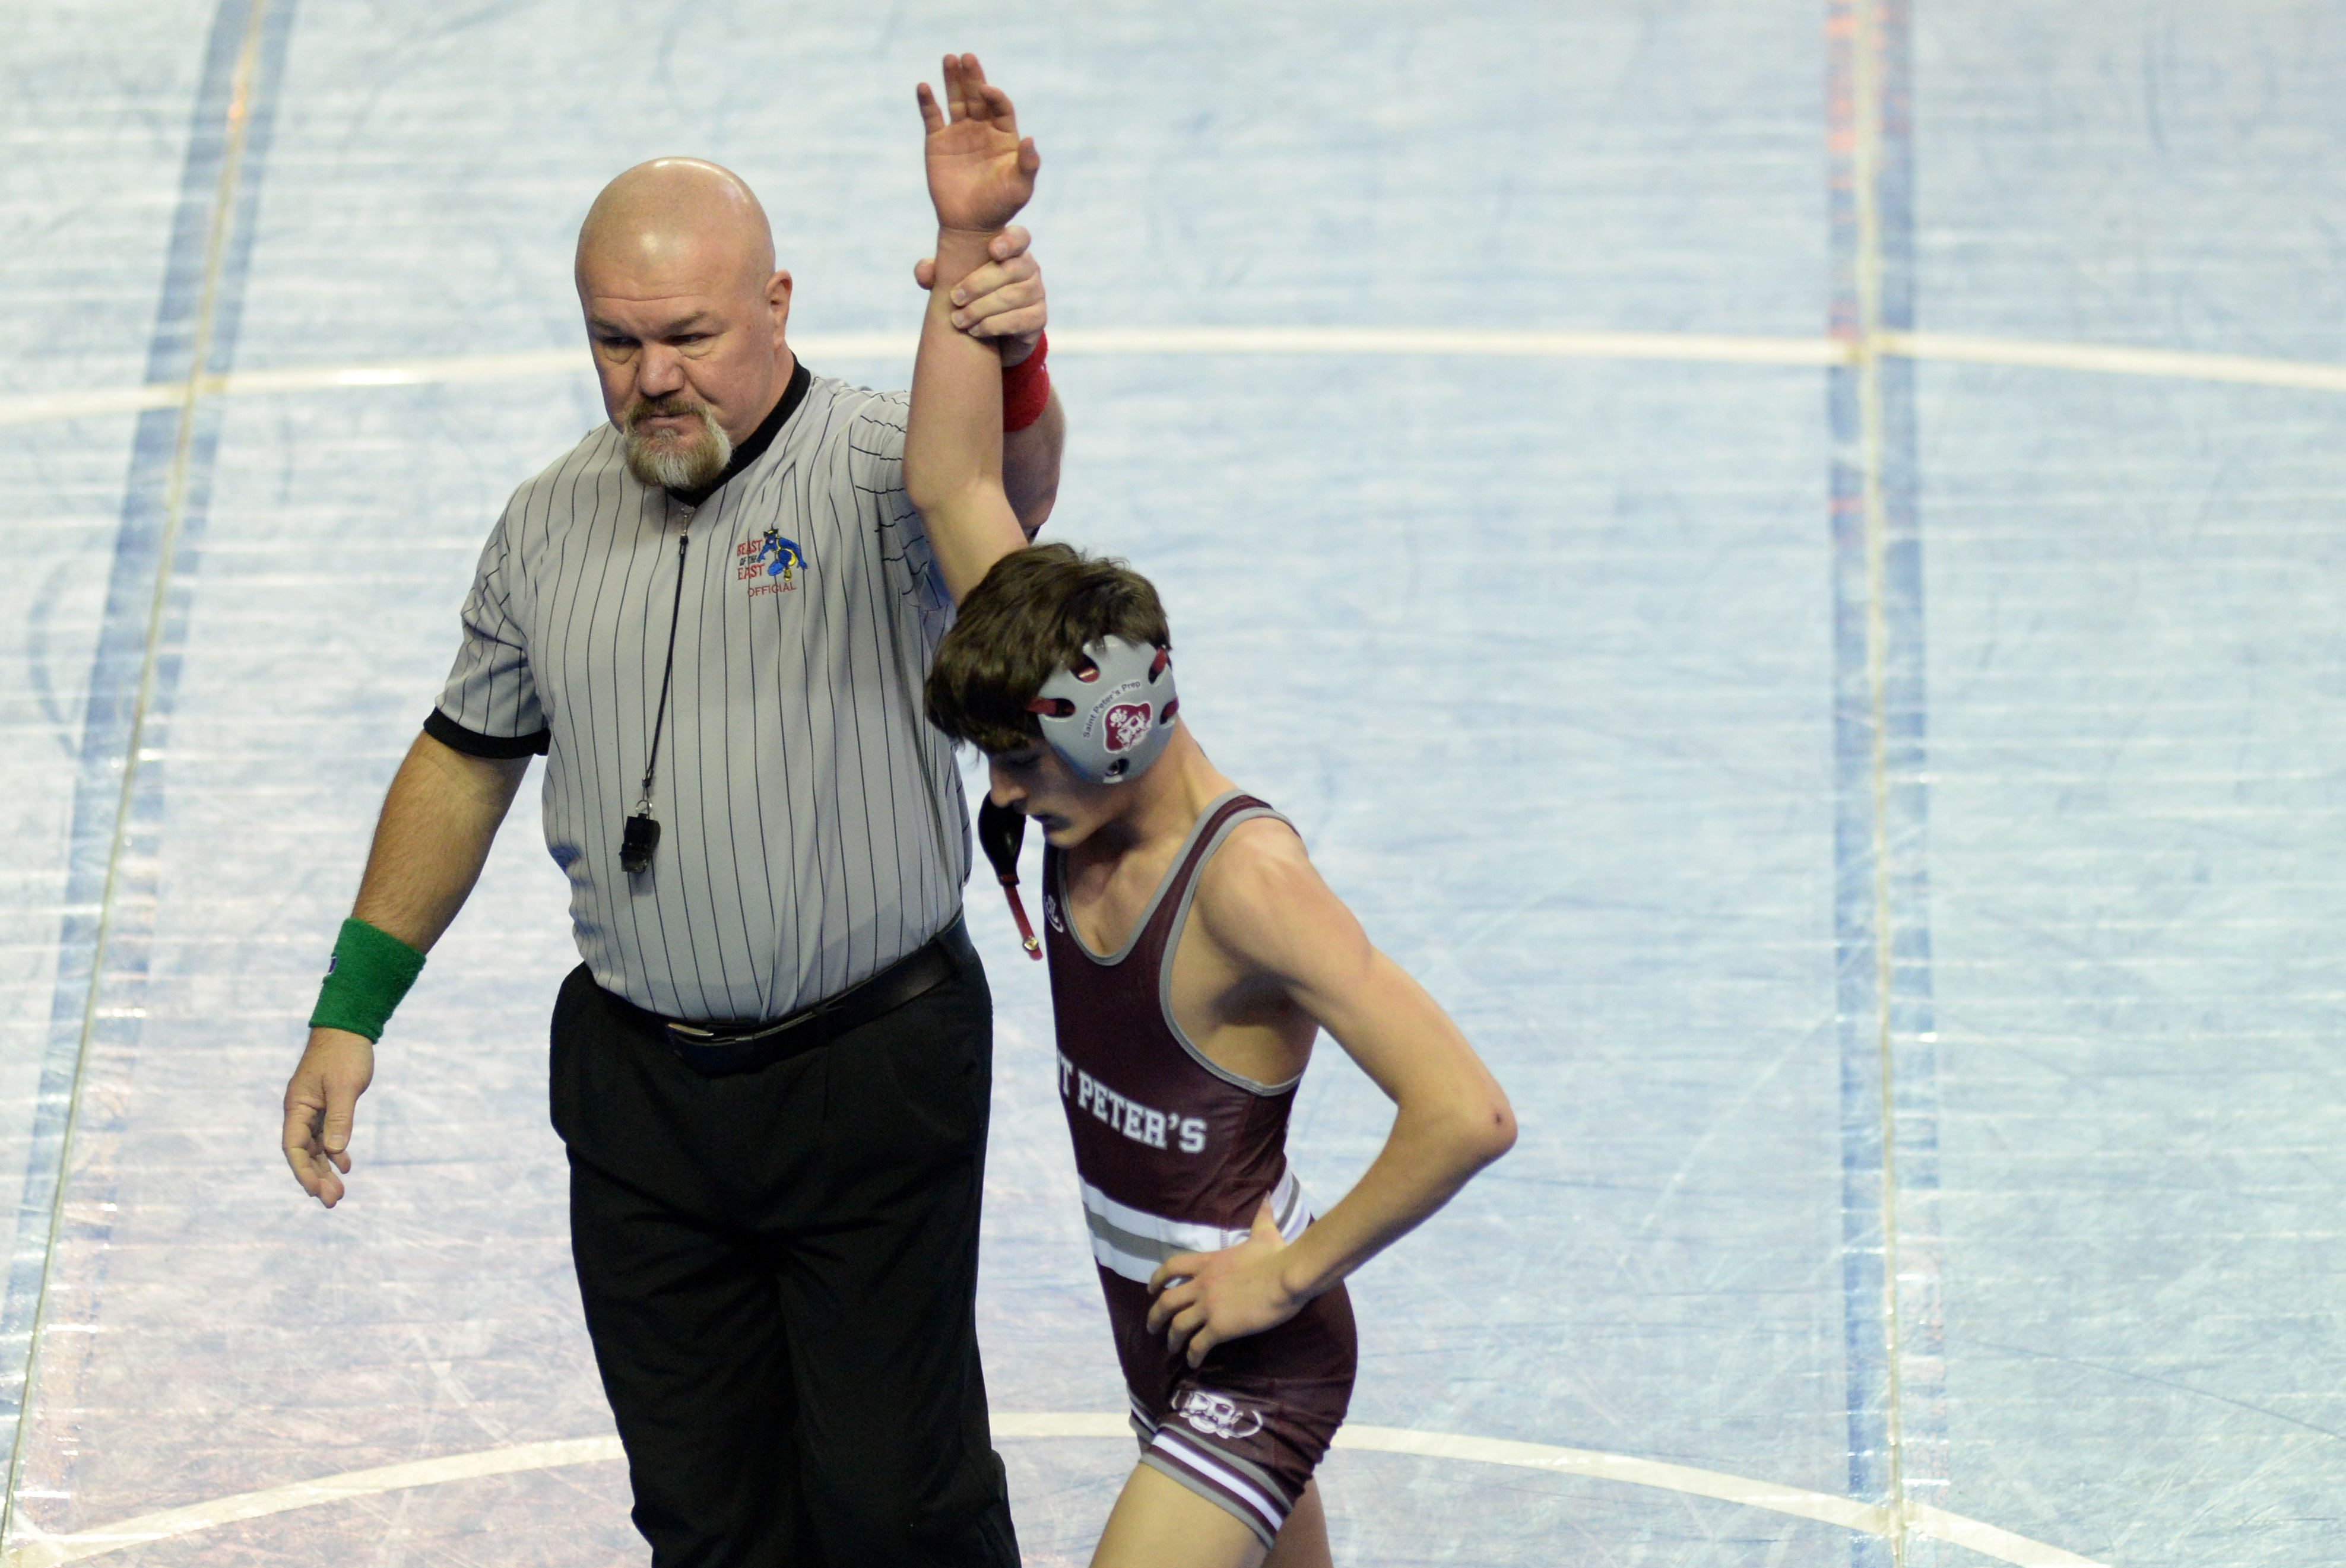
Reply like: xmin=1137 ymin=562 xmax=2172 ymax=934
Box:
xmin=904 ymin=58 xmax=1518 ymax=1568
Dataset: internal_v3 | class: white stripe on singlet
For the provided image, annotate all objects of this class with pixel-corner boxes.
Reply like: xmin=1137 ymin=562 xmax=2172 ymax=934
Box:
xmin=1081 ymin=1168 xmax=1311 ymax=1284
xmin=1148 ymin=1428 xmax=1289 ymax=1539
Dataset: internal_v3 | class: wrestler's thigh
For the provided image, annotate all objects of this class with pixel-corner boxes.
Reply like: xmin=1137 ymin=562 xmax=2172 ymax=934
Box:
xmin=1091 ymin=1465 xmax=1267 ymax=1568
xmin=1261 ymin=1482 xmax=1330 ymax=1568
xmin=1257 ymin=1490 xmax=1332 ymax=1568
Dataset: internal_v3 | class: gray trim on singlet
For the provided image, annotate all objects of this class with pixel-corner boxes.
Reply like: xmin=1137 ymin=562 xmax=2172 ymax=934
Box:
xmin=1089 ymin=1209 xmax=1188 ymax=1268
xmin=1136 ymin=1453 xmax=1279 ymax=1547
xmin=1060 ymin=788 xmax=1249 ymax=967
xmin=1155 ymin=1435 xmax=1293 ymax=1515
xmin=1139 ymin=1440 xmax=1286 ymax=1546
xmin=1082 ymin=1166 xmax=1308 ymax=1271
xmin=1157 ymin=805 xmax=1304 ymax=1097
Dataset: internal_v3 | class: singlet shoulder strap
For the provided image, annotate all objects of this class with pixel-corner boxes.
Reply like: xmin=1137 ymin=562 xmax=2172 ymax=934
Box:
xmin=1051 ymin=790 xmax=1283 ymax=968
xmin=1149 ymin=792 xmax=1299 ymax=1095
xmin=1165 ymin=792 xmax=1282 ymax=904
xmin=1132 ymin=792 xmax=1282 ymax=955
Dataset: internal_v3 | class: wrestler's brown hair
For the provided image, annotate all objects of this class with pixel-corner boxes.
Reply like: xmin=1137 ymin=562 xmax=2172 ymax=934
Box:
xmin=925 ymin=544 xmax=1171 ymax=754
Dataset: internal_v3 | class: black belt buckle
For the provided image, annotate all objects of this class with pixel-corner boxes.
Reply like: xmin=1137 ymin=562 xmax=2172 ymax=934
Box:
xmin=662 ymin=1010 xmax=822 ymax=1077
xmin=652 ymin=918 xmax=960 ymax=1078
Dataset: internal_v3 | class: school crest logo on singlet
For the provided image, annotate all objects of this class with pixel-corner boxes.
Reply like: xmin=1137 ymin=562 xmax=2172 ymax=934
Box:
xmin=1173 ymin=1387 xmax=1264 ymax=1441
xmin=1044 ymin=891 xmax=1066 ymax=933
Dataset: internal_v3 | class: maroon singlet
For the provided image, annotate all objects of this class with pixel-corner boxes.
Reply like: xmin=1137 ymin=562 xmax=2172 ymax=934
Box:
xmin=1042 ymin=790 xmax=1356 ymax=1548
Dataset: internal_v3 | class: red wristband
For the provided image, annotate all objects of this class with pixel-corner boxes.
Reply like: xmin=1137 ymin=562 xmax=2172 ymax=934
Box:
xmin=1002 ymin=331 xmax=1050 ymax=433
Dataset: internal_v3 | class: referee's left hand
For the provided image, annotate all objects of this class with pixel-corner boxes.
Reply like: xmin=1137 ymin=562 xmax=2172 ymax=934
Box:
xmin=283 ymin=1027 xmax=375 ymax=1208
xmin=912 ymin=224 xmax=1047 ymax=367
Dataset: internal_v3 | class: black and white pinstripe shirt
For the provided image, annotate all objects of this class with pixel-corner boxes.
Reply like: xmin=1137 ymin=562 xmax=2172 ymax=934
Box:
xmin=429 ymin=363 xmax=970 ymax=1020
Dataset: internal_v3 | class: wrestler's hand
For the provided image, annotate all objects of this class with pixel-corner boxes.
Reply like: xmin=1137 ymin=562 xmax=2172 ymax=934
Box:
xmin=917 ymin=53 xmax=1038 ymax=238
xmin=1147 ymin=1202 xmax=1305 ymax=1367
xmin=912 ymin=225 xmax=1047 ymax=367
xmin=282 ymin=1026 xmax=375 ymax=1208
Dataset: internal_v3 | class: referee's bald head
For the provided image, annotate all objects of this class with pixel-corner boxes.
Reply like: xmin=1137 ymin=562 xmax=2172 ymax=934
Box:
xmin=576 ymin=158 xmax=776 ymax=297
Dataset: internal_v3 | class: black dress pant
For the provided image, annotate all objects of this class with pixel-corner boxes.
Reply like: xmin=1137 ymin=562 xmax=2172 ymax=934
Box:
xmin=550 ymin=922 xmax=1019 ymax=1568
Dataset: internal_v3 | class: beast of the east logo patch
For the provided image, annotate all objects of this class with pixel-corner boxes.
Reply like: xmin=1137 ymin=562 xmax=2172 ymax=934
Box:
xmin=738 ymin=528 xmax=803 ymax=597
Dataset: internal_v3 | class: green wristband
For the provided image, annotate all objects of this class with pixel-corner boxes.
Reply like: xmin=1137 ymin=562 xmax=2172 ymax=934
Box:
xmin=308 ymin=918 xmax=426 ymax=1043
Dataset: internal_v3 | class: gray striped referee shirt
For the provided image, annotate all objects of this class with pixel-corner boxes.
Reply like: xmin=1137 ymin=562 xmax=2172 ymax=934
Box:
xmin=428 ymin=363 xmax=971 ymax=1020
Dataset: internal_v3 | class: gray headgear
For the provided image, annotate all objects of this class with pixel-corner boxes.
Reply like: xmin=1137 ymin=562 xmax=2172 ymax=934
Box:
xmin=1026 ymin=635 xmax=1179 ymax=785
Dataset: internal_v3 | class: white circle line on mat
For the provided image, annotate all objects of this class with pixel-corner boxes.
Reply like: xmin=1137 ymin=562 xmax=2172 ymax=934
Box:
xmin=1 ymin=1415 xmax=2109 ymax=1568
xmin=5 ymin=325 xmax=2343 ymax=428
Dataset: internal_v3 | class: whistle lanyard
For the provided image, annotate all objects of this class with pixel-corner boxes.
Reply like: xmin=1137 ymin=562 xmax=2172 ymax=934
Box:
xmin=622 ymin=528 xmax=690 ymax=874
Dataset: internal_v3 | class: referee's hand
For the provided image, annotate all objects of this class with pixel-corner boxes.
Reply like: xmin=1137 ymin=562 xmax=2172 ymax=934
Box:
xmin=283 ymin=1027 xmax=375 ymax=1208
xmin=912 ymin=224 xmax=1046 ymax=366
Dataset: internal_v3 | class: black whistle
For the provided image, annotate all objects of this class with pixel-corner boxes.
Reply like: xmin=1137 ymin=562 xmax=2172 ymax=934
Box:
xmin=976 ymin=798 xmax=1043 ymax=960
xmin=977 ymin=796 xmax=1025 ymax=884
xmin=621 ymin=812 xmax=661 ymax=875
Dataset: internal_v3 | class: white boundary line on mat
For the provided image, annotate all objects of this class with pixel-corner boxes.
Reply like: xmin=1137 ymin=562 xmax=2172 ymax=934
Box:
xmin=1879 ymin=329 xmax=2346 ymax=393
xmin=2 ymin=1415 xmax=2109 ymax=1568
xmin=5 ymin=325 xmax=2343 ymax=429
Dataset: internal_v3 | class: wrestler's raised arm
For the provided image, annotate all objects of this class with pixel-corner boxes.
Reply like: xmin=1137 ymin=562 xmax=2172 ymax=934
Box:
xmin=915 ymin=224 xmax=1063 ymax=538
xmin=904 ymin=52 xmax=1039 ymax=603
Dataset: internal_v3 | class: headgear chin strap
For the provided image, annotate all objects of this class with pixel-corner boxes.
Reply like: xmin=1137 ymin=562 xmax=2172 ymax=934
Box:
xmin=1026 ymin=635 xmax=1179 ymax=785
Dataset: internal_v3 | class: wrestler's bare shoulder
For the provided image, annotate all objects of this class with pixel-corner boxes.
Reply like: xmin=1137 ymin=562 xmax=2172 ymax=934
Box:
xmin=1187 ymin=815 xmax=1371 ymax=990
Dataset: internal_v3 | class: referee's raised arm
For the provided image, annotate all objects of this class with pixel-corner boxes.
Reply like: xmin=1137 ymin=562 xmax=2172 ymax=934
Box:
xmin=280 ymin=732 xmax=529 ymax=1207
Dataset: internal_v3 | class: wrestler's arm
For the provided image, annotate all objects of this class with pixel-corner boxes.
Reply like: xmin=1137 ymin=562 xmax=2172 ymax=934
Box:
xmin=902 ymin=53 xmax=1039 ymax=602
xmin=915 ymin=230 xmax=1063 ymax=538
xmin=1147 ymin=823 xmax=1517 ymax=1364
xmin=281 ymin=732 xmax=529 ymax=1208
xmin=1002 ymin=383 xmax=1063 ymax=539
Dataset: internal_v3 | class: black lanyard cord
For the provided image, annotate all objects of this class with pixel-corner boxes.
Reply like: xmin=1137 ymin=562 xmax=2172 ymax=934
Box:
xmin=638 ymin=529 xmax=690 ymax=814
xmin=621 ymin=530 xmax=690 ymax=877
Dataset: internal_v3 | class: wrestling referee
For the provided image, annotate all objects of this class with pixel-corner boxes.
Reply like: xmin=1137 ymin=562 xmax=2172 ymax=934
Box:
xmin=279 ymin=106 xmax=1061 ymax=1567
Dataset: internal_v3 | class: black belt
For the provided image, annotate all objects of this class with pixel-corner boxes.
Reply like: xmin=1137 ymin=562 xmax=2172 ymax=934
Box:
xmin=605 ymin=918 xmax=963 ymax=1078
